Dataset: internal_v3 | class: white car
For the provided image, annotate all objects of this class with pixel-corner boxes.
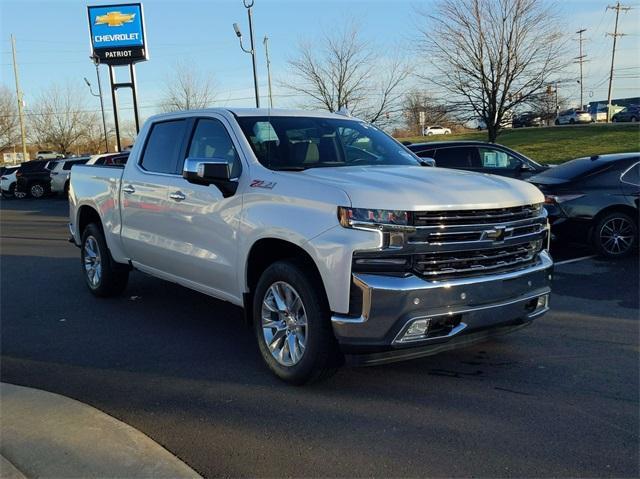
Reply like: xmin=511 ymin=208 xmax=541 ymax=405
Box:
xmin=35 ymin=151 xmax=64 ymax=160
xmin=555 ymin=109 xmax=591 ymax=125
xmin=70 ymin=108 xmax=552 ymax=384
xmin=423 ymin=125 xmax=451 ymax=136
xmin=1 ymin=167 xmax=19 ymax=198
xmin=49 ymin=157 xmax=90 ymax=195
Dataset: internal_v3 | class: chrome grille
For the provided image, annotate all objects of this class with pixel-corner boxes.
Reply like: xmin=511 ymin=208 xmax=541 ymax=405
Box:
xmin=413 ymin=242 xmax=541 ymax=280
xmin=412 ymin=204 xmax=543 ymax=226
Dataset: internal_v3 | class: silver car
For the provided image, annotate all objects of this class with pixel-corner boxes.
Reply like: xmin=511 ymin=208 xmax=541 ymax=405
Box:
xmin=555 ymin=109 xmax=592 ymax=125
xmin=49 ymin=157 xmax=90 ymax=195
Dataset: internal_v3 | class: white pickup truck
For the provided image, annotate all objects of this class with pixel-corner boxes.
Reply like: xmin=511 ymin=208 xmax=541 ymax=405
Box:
xmin=69 ymin=108 xmax=553 ymax=384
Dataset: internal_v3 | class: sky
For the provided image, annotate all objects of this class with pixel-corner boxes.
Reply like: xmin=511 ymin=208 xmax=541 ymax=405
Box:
xmin=1 ymin=0 xmax=639 ymax=128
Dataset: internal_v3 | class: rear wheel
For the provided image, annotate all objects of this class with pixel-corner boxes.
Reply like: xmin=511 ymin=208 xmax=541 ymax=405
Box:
xmin=29 ymin=182 xmax=46 ymax=199
xmin=81 ymin=223 xmax=129 ymax=296
xmin=554 ymin=119 xmax=560 ymax=125
xmin=569 ymin=118 xmax=575 ymax=124
xmin=631 ymin=116 xmax=637 ymax=123
xmin=593 ymin=212 xmax=638 ymax=258
xmin=253 ymin=260 xmax=340 ymax=384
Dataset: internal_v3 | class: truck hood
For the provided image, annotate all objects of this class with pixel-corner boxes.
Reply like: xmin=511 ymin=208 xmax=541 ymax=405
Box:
xmin=300 ymin=165 xmax=544 ymax=210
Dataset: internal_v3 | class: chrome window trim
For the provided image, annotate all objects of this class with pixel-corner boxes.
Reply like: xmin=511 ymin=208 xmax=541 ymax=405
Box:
xmin=620 ymin=161 xmax=640 ymax=187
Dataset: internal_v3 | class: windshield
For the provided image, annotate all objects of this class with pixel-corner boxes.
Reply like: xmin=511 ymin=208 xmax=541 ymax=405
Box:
xmin=236 ymin=116 xmax=419 ymax=170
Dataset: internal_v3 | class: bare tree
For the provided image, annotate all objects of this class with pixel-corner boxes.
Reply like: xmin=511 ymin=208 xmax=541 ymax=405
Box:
xmin=283 ymin=23 xmax=412 ymax=126
xmin=417 ymin=0 xmax=567 ymax=141
xmin=29 ymin=83 xmax=98 ymax=154
xmin=403 ymin=90 xmax=451 ymax=135
xmin=0 ymin=85 xmax=19 ymax=151
xmin=160 ymin=62 xmax=216 ymax=112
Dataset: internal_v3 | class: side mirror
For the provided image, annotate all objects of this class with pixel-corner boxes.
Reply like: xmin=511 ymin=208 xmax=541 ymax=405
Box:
xmin=419 ymin=157 xmax=436 ymax=167
xmin=519 ymin=162 xmax=534 ymax=172
xmin=183 ymin=157 xmax=238 ymax=197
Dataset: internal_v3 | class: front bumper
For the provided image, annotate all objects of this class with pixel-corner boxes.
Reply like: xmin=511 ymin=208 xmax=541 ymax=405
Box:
xmin=332 ymin=250 xmax=553 ymax=364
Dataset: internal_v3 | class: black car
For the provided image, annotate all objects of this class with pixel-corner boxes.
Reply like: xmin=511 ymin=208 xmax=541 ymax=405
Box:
xmin=612 ymin=106 xmax=639 ymax=123
xmin=528 ymin=153 xmax=639 ymax=258
xmin=512 ymin=112 xmax=543 ymax=128
xmin=14 ymin=160 xmax=55 ymax=199
xmin=406 ymin=141 xmax=548 ymax=179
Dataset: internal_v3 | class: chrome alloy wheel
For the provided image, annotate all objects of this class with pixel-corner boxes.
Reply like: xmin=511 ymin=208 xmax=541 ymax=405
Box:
xmin=261 ymin=281 xmax=307 ymax=366
xmin=30 ymin=183 xmax=44 ymax=198
xmin=600 ymin=217 xmax=635 ymax=255
xmin=83 ymin=236 xmax=102 ymax=287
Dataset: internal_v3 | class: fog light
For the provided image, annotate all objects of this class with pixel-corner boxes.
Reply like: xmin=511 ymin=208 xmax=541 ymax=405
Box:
xmin=537 ymin=294 xmax=549 ymax=309
xmin=401 ymin=318 xmax=431 ymax=342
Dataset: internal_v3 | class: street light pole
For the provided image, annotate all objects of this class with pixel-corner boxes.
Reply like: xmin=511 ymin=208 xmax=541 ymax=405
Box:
xmin=86 ymin=55 xmax=109 ymax=152
xmin=233 ymin=0 xmax=260 ymax=108
xmin=263 ymin=35 xmax=274 ymax=108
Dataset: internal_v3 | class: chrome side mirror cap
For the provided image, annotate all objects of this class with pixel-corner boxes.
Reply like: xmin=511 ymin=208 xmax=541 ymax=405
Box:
xmin=182 ymin=157 xmax=238 ymax=197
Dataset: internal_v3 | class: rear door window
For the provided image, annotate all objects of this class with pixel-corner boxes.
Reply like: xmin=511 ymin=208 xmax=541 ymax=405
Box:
xmin=435 ymin=147 xmax=481 ymax=168
xmin=140 ymin=120 xmax=188 ymax=174
xmin=478 ymin=147 xmax=521 ymax=169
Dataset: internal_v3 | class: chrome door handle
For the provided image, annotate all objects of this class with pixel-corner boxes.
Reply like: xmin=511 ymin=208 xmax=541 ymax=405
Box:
xmin=169 ymin=191 xmax=186 ymax=202
xmin=122 ymin=185 xmax=135 ymax=194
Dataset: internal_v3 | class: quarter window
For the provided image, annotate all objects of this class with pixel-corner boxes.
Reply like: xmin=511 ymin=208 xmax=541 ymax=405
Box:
xmin=187 ymin=119 xmax=242 ymax=177
xmin=621 ymin=162 xmax=640 ymax=186
xmin=140 ymin=120 xmax=188 ymax=174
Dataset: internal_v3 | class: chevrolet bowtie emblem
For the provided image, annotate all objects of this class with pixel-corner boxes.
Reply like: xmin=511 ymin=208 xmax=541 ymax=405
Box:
xmin=484 ymin=226 xmax=513 ymax=242
xmin=95 ymin=11 xmax=136 ymax=27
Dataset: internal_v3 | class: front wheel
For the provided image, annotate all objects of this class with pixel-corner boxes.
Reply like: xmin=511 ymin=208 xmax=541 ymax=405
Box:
xmin=253 ymin=260 xmax=340 ymax=384
xmin=81 ymin=223 xmax=129 ymax=296
xmin=29 ymin=182 xmax=46 ymax=198
xmin=593 ymin=212 xmax=638 ymax=258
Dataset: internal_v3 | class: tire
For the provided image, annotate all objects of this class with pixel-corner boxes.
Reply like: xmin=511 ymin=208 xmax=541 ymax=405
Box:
xmin=592 ymin=212 xmax=638 ymax=258
xmin=29 ymin=182 xmax=46 ymax=199
xmin=554 ymin=119 xmax=560 ymax=125
xmin=81 ymin=223 xmax=129 ymax=297
xmin=631 ymin=117 xmax=637 ymax=123
xmin=612 ymin=117 xmax=618 ymax=123
xmin=253 ymin=259 xmax=340 ymax=385
xmin=569 ymin=118 xmax=575 ymax=124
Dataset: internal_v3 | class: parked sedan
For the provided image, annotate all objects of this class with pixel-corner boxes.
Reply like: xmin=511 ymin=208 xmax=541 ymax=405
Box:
xmin=406 ymin=141 xmax=549 ymax=179
xmin=422 ymin=125 xmax=451 ymax=136
xmin=50 ymin=157 xmax=90 ymax=196
xmin=555 ymin=109 xmax=592 ymax=125
xmin=612 ymin=106 xmax=640 ymax=123
xmin=528 ymin=153 xmax=639 ymax=258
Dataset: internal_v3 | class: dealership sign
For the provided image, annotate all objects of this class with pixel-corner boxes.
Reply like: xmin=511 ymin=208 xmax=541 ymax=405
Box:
xmin=87 ymin=3 xmax=148 ymax=64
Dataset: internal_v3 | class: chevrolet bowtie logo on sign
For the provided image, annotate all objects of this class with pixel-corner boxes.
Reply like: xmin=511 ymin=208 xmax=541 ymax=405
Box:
xmin=95 ymin=11 xmax=136 ymax=27
xmin=87 ymin=3 xmax=148 ymax=65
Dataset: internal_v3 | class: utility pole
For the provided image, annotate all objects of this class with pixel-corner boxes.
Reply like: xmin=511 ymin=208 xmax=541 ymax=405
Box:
xmin=575 ymin=29 xmax=587 ymax=108
xmin=86 ymin=55 xmax=109 ymax=152
xmin=606 ymin=2 xmax=630 ymax=122
xmin=263 ymin=35 xmax=274 ymax=108
xmin=10 ymin=35 xmax=28 ymax=162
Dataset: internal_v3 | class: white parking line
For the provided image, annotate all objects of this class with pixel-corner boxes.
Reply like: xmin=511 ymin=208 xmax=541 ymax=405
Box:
xmin=554 ymin=255 xmax=596 ymax=266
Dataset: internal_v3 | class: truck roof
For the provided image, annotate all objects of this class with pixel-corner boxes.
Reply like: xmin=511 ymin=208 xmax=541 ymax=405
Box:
xmin=147 ymin=108 xmax=354 ymax=123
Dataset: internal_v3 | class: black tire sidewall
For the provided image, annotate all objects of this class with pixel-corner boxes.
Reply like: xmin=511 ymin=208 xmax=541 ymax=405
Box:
xmin=593 ymin=212 xmax=638 ymax=258
xmin=252 ymin=260 xmax=338 ymax=384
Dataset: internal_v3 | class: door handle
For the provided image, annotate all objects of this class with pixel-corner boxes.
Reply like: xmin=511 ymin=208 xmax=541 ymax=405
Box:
xmin=122 ymin=185 xmax=135 ymax=194
xmin=169 ymin=191 xmax=186 ymax=202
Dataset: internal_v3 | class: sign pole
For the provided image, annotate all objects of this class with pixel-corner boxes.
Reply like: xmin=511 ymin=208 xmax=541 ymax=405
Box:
xmin=129 ymin=63 xmax=140 ymax=134
xmin=108 ymin=65 xmax=122 ymax=152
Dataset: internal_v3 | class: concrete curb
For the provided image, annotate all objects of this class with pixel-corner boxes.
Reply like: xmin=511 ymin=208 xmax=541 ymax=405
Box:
xmin=0 ymin=383 xmax=201 ymax=478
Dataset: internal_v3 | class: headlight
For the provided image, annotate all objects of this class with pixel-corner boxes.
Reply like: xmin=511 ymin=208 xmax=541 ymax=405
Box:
xmin=338 ymin=206 xmax=410 ymax=228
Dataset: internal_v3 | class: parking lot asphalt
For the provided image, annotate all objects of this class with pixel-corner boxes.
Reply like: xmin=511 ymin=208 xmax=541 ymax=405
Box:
xmin=1 ymin=197 xmax=638 ymax=478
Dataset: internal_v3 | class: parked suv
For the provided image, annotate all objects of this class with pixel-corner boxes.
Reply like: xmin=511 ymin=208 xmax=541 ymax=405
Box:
xmin=36 ymin=151 xmax=64 ymax=160
xmin=406 ymin=141 xmax=549 ymax=179
xmin=555 ymin=109 xmax=591 ymax=125
xmin=1 ymin=166 xmax=19 ymax=198
xmin=50 ymin=157 xmax=90 ymax=196
xmin=14 ymin=160 xmax=54 ymax=198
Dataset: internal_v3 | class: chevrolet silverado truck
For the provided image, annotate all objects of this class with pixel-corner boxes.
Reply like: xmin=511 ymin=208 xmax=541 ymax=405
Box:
xmin=69 ymin=108 xmax=553 ymax=384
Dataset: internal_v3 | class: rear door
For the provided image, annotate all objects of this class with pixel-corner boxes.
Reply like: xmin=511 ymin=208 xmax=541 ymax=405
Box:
xmin=119 ymin=118 xmax=190 ymax=271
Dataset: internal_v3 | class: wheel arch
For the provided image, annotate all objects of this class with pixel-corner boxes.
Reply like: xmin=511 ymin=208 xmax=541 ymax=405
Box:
xmin=77 ymin=204 xmax=103 ymax=239
xmin=243 ymin=238 xmax=327 ymax=323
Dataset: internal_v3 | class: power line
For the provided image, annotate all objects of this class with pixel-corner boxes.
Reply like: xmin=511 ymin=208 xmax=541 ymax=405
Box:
xmin=606 ymin=2 xmax=632 ymax=121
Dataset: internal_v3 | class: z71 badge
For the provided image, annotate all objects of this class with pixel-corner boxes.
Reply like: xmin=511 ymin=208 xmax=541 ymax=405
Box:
xmin=250 ymin=180 xmax=277 ymax=189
